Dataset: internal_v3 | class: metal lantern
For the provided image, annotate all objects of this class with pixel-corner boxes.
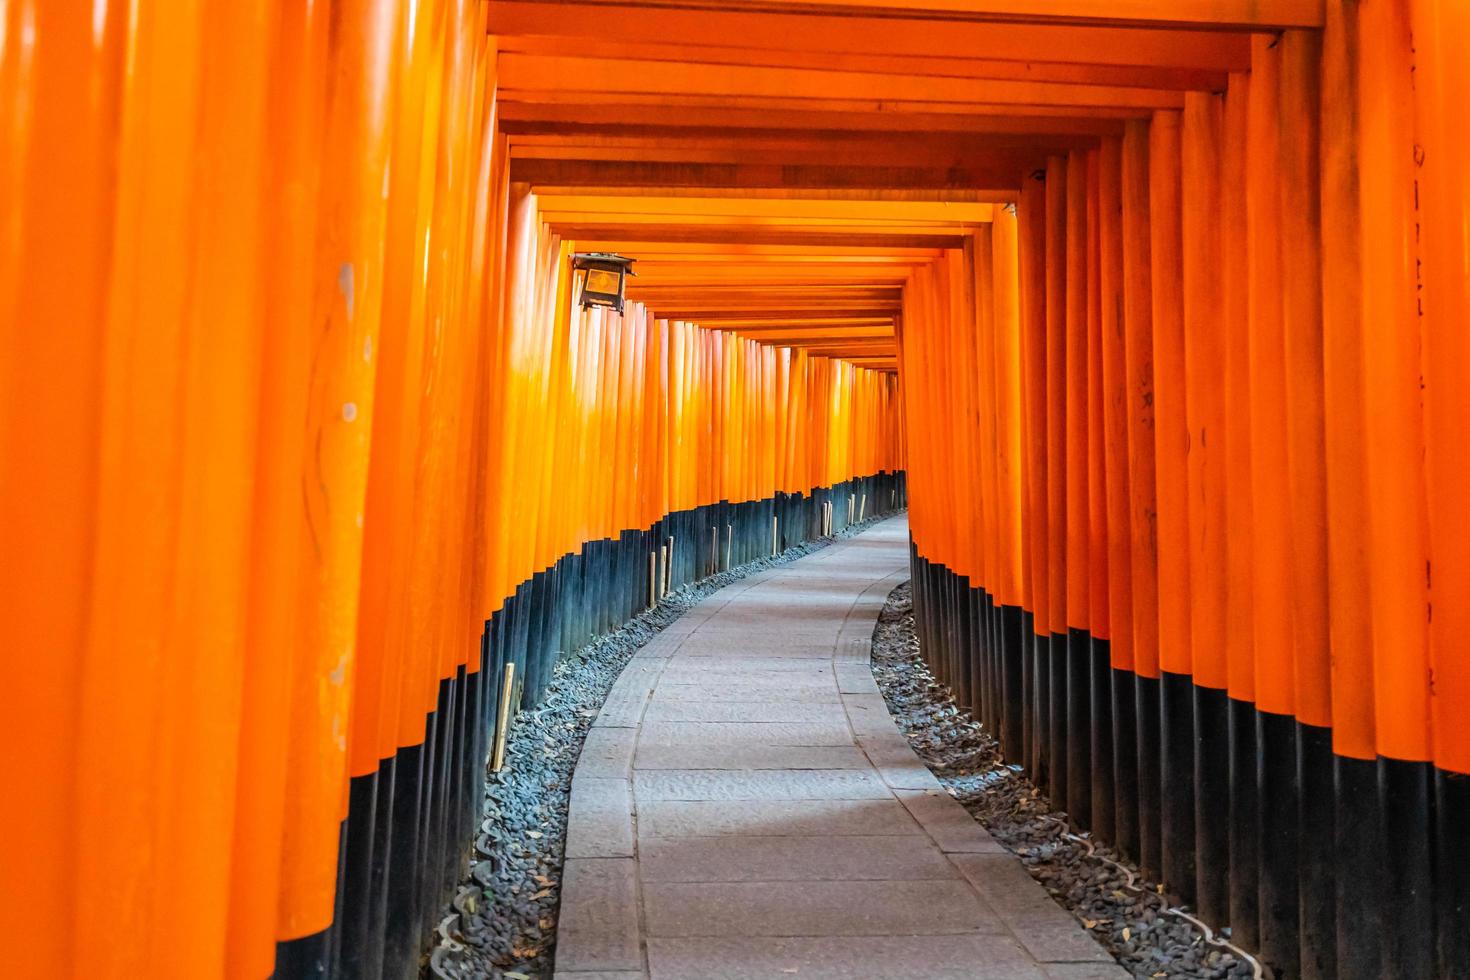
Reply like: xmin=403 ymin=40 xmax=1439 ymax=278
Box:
xmin=571 ymin=252 xmax=636 ymax=314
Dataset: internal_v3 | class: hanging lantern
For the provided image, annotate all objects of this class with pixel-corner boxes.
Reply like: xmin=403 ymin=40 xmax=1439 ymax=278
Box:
xmin=571 ymin=252 xmax=636 ymax=314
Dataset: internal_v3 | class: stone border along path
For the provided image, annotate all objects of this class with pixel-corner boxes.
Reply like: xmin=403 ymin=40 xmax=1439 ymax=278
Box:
xmin=554 ymin=516 xmax=1129 ymax=980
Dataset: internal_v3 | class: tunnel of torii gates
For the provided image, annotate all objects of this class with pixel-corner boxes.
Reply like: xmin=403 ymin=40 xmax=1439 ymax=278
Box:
xmin=3 ymin=0 xmax=1470 ymax=978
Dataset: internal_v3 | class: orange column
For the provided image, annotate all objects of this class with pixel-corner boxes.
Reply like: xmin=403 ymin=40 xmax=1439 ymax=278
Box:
xmin=1045 ymin=155 xmax=1069 ymax=640
xmin=1221 ymin=71 xmax=1257 ymax=714
xmin=1148 ymin=109 xmax=1189 ymax=679
xmin=1416 ymin=0 xmax=1470 ymax=780
xmin=1086 ymin=150 xmax=1109 ymax=643
xmin=1319 ymin=1 xmax=1374 ymax=763
xmin=1279 ymin=29 xmax=1333 ymax=736
xmin=992 ymin=205 xmax=1025 ymax=614
xmin=1356 ymin=0 xmax=1430 ymax=766
xmin=1065 ymin=150 xmax=1090 ymax=635
xmin=0 ymin=3 xmax=118 ymax=960
xmin=226 ymin=4 xmax=330 ymax=972
xmin=1246 ymin=35 xmax=1294 ymax=721
xmin=1018 ymin=175 xmax=1050 ymax=637
xmin=1098 ymin=137 xmax=1133 ymax=672
xmin=1181 ymin=92 xmax=1227 ymax=693
xmin=975 ymin=227 xmax=1001 ymax=599
xmin=1121 ymin=121 xmax=1159 ymax=682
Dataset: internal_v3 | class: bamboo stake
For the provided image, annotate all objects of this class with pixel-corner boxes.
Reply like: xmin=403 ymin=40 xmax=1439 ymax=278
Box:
xmin=492 ymin=662 xmax=517 ymax=772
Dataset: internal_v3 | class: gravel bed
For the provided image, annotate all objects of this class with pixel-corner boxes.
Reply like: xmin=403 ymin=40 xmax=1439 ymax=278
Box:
xmin=870 ymin=581 xmax=1264 ymax=980
xmin=425 ymin=515 xmax=896 ymax=980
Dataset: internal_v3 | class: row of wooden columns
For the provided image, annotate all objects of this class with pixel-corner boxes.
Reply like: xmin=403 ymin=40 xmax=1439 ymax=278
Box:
xmin=901 ymin=9 xmax=1470 ymax=978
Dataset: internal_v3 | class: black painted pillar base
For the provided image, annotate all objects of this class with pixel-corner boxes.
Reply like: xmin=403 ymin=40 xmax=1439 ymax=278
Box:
xmin=1193 ymin=684 xmax=1229 ymax=924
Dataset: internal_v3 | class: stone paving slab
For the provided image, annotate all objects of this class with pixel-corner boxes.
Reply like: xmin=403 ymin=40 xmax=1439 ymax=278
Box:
xmin=843 ymin=691 xmax=898 ymax=733
xmin=1043 ymin=964 xmax=1136 ymax=980
xmin=646 ymin=936 xmax=1049 ymax=980
xmin=895 ymin=788 xmax=1008 ymax=853
xmin=556 ymin=517 xmax=1124 ymax=980
xmin=857 ymin=732 xmax=945 ymax=791
xmin=576 ymin=727 xmax=638 ymax=780
xmin=641 ymin=700 xmax=848 ymax=724
xmin=692 ymin=609 xmax=852 ymax=624
xmin=833 ymin=635 xmax=875 ymax=663
xmin=556 ymin=858 xmax=643 ymax=973
xmin=565 ymin=777 xmax=635 ymax=859
xmin=655 ymin=669 xmax=835 ymax=688
xmin=636 ymin=798 xmax=925 ymax=839
xmin=594 ymin=674 xmax=659 ymax=728
xmin=655 ymin=658 xmax=835 ymax=675
xmin=632 ymin=768 xmax=890 ymax=801
xmin=649 ymin=683 xmax=840 ymax=703
xmin=834 ymin=663 xmax=882 ymax=694
xmin=687 ymin=627 xmax=849 ymax=640
xmin=636 ymin=720 xmax=855 ymax=747
xmin=639 ymin=834 xmax=961 ymax=882
xmin=670 ymin=643 xmax=838 ymax=659
xmin=952 ymin=853 xmax=1119 ymax=964
xmin=643 ymin=879 xmax=1007 ymax=937
xmin=717 ymin=591 xmax=853 ymax=605
xmin=633 ymin=742 xmax=870 ymax=770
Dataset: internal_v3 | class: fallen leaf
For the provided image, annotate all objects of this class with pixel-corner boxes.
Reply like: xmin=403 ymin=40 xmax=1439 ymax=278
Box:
xmin=527 ymin=830 xmax=543 ymax=839
xmin=505 ymin=973 xmax=530 ymax=979
xmin=1083 ymin=918 xmax=1097 ymax=929
xmin=1122 ymin=927 xmax=1132 ymax=942
xmin=532 ymin=888 xmax=552 ymax=900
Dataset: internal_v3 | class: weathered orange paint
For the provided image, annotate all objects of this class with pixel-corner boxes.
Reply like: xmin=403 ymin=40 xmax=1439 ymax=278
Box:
xmin=1319 ymin=0 xmax=1374 ymax=760
xmin=1064 ymin=149 xmax=1091 ymax=633
xmin=1245 ymin=34 xmax=1293 ymax=717
xmin=1121 ymin=120 xmax=1160 ymax=680
xmin=1353 ymin=1 xmax=1430 ymax=761
xmin=1148 ymin=109 xmax=1190 ymax=678
xmin=1181 ymin=91 xmax=1226 ymax=690
xmin=1416 ymin=0 xmax=1470 ymax=777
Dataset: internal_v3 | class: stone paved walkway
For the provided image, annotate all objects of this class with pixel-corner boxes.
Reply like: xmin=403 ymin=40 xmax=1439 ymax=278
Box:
xmin=554 ymin=516 xmax=1128 ymax=980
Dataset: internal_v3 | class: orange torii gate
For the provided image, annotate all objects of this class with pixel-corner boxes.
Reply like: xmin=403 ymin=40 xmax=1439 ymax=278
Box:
xmin=3 ymin=1 xmax=1468 ymax=978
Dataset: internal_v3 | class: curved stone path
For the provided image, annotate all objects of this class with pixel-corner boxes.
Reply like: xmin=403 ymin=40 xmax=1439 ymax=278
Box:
xmin=554 ymin=516 xmax=1127 ymax=980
